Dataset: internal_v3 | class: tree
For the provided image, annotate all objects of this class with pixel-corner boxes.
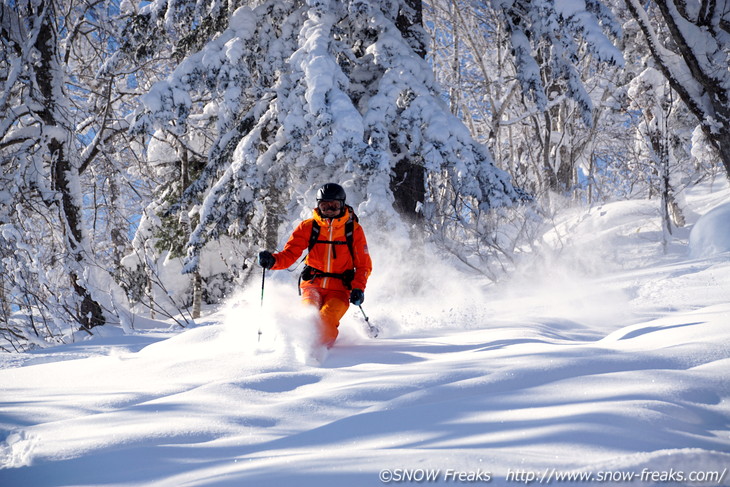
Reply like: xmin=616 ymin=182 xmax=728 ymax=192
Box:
xmin=493 ymin=0 xmax=623 ymax=122
xmin=126 ymin=0 xmax=523 ymax=286
xmin=1 ymin=0 xmax=103 ymax=331
xmin=120 ymin=0 xmax=276 ymax=313
xmin=391 ymin=0 xmax=428 ymax=222
xmin=1 ymin=0 xmax=137 ymax=348
xmin=628 ymin=68 xmax=690 ymax=251
xmin=426 ymin=0 xmax=626 ymax=200
xmin=623 ymin=0 xmax=730 ymax=178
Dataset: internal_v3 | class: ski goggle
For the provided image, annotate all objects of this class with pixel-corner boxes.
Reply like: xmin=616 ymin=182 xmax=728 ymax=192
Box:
xmin=318 ymin=200 xmax=342 ymax=211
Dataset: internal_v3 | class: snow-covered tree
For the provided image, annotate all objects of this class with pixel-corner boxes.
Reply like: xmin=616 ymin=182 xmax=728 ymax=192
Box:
xmin=419 ymin=0 xmax=631 ymax=276
xmin=126 ymin=0 xmax=524 ymax=286
xmin=426 ymin=0 xmax=627 ymax=197
xmin=0 ymin=0 xmax=137 ymax=348
xmin=492 ymin=0 xmax=623 ymax=122
xmin=1 ymin=0 xmax=102 ymax=333
xmin=628 ymin=68 xmax=690 ymax=249
xmin=119 ymin=0 xmax=265 ymax=314
xmin=623 ymin=0 xmax=730 ymax=178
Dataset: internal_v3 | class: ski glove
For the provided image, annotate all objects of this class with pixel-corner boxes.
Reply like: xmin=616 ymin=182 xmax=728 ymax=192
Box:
xmin=350 ymin=288 xmax=364 ymax=306
xmin=258 ymin=251 xmax=275 ymax=269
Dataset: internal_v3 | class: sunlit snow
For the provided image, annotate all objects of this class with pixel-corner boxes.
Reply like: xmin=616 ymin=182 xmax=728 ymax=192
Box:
xmin=1 ymin=182 xmax=729 ymax=486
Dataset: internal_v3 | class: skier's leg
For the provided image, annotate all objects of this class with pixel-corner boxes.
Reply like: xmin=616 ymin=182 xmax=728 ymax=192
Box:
xmin=301 ymin=287 xmax=326 ymax=343
xmin=301 ymin=287 xmax=322 ymax=308
xmin=319 ymin=290 xmax=350 ymax=347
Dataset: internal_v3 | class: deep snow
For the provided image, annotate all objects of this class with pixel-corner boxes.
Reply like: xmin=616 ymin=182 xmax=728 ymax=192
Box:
xmin=1 ymin=181 xmax=729 ymax=487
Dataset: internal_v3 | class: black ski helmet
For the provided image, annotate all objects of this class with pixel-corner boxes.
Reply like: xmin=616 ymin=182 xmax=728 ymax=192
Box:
xmin=316 ymin=183 xmax=346 ymax=203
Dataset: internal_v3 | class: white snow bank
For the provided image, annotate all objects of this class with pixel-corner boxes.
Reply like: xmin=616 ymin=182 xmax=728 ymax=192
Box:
xmin=689 ymin=201 xmax=730 ymax=258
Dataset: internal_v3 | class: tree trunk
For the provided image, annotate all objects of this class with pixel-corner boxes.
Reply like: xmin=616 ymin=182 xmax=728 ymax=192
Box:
xmin=392 ymin=0 xmax=427 ymax=223
xmin=49 ymin=129 xmax=106 ymax=329
xmin=192 ymin=271 xmax=202 ymax=319
xmin=658 ymin=134 xmax=672 ymax=253
xmin=542 ymin=112 xmax=558 ymax=193
xmin=0 ymin=275 xmax=9 ymax=325
xmin=397 ymin=0 xmax=426 ymax=58
xmin=146 ymin=272 xmax=155 ymax=320
xmin=179 ymin=146 xmax=204 ymax=318
xmin=390 ymin=152 xmax=426 ymax=222
xmin=36 ymin=4 xmax=105 ymax=329
xmin=448 ymin=1 xmax=460 ymax=116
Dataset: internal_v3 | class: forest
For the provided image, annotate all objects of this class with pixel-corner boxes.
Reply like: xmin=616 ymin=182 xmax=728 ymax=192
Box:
xmin=1 ymin=0 xmax=729 ymax=351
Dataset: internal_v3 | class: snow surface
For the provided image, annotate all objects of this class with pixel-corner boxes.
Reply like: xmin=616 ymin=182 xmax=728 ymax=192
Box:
xmin=2 ymin=182 xmax=730 ymax=486
xmin=690 ymin=201 xmax=730 ymax=258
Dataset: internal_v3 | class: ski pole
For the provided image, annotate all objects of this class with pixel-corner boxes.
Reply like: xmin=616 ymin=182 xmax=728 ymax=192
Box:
xmin=258 ymin=267 xmax=265 ymax=342
xmin=359 ymin=305 xmax=379 ymax=338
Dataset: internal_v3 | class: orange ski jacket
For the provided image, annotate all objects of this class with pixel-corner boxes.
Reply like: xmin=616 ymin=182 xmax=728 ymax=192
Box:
xmin=271 ymin=207 xmax=372 ymax=292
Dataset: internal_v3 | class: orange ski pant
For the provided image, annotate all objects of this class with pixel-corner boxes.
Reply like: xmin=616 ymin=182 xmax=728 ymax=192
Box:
xmin=301 ymin=287 xmax=350 ymax=347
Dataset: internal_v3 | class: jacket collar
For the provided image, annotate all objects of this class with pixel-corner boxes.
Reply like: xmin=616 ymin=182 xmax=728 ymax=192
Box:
xmin=312 ymin=206 xmax=350 ymax=227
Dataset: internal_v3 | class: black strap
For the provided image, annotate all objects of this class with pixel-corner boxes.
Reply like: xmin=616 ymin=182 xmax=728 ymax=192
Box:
xmin=298 ymin=266 xmax=355 ymax=294
xmin=307 ymin=213 xmax=356 ymax=261
xmin=299 ymin=208 xmax=358 ymax=294
xmin=308 ymin=221 xmax=321 ymax=251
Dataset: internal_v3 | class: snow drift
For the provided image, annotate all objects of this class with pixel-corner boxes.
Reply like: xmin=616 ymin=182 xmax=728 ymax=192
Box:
xmin=690 ymin=201 xmax=730 ymax=258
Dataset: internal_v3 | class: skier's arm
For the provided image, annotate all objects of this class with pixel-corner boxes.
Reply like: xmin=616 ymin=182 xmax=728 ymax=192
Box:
xmin=271 ymin=220 xmax=312 ymax=270
xmin=351 ymin=223 xmax=372 ymax=291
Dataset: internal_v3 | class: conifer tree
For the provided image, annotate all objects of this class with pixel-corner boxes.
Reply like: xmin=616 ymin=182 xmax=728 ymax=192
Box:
xmin=127 ymin=0 xmax=523 ymax=285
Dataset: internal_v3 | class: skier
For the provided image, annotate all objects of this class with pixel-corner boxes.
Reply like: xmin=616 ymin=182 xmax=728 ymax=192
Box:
xmin=258 ymin=183 xmax=372 ymax=347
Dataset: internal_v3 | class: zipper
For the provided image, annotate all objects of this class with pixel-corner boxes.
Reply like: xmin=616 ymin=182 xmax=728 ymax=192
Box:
xmin=323 ymin=221 xmax=334 ymax=288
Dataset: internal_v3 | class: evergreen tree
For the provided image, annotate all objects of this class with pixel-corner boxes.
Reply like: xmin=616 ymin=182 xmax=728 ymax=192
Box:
xmin=127 ymin=0 xmax=523 ymax=285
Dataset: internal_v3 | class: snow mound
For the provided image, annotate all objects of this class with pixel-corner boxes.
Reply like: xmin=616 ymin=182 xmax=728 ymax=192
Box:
xmin=689 ymin=201 xmax=730 ymax=258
